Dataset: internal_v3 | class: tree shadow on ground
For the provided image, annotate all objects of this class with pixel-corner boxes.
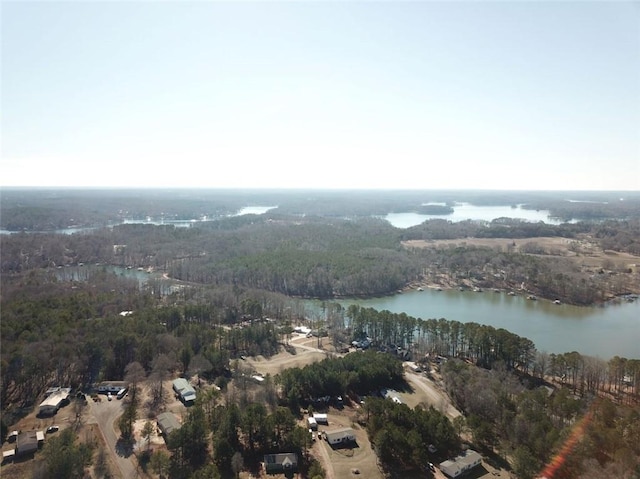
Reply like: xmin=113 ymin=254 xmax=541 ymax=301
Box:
xmin=115 ymin=438 xmax=134 ymax=458
xmin=480 ymin=448 xmax=511 ymax=471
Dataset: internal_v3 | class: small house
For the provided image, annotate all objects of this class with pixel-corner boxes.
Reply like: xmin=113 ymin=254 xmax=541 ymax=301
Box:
xmin=324 ymin=427 xmax=356 ymax=446
xmin=264 ymin=453 xmax=298 ymax=475
xmin=172 ymin=378 xmax=196 ymax=403
xmin=157 ymin=412 xmax=181 ymax=437
xmin=439 ymin=449 xmax=482 ymax=478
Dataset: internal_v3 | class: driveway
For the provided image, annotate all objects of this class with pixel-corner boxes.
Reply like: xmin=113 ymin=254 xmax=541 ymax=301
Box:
xmin=85 ymin=397 xmax=139 ymax=479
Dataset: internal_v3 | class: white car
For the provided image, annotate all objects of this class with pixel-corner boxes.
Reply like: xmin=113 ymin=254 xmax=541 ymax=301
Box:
xmin=107 ymin=392 xmax=112 ymax=401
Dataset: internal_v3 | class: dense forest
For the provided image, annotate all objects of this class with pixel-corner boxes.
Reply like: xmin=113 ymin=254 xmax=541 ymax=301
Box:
xmin=2 ymin=214 xmax=639 ymax=304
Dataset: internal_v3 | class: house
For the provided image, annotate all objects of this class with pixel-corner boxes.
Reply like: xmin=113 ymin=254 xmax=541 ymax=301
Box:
xmin=324 ymin=427 xmax=356 ymax=446
xmin=439 ymin=449 xmax=482 ymax=478
xmin=293 ymin=326 xmax=311 ymax=335
xmin=312 ymin=413 xmax=328 ymax=424
xmin=172 ymin=378 xmax=196 ymax=403
xmin=38 ymin=389 xmax=71 ymax=416
xmin=157 ymin=412 xmax=181 ymax=436
xmin=264 ymin=453 xmax=298 ymax=475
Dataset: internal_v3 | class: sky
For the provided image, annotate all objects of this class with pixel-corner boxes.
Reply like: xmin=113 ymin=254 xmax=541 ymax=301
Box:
xmin=1 ymin=1 xmax=639 ymax=190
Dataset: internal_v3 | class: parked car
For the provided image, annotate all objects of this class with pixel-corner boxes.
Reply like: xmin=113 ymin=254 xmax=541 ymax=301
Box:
xmin=46 ymin=425 xmax=59 ymax=434
xmin=107 ymin=392 xmax=112 ymax=401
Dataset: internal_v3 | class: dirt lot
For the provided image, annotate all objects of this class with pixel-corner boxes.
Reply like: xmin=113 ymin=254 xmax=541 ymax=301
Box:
xmin=244 ymin=334 xmax=336 ymax=377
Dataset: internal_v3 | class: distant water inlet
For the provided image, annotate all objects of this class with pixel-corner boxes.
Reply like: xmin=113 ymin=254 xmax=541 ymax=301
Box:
xmin=383 ymin=203 xmax=564 ymax=228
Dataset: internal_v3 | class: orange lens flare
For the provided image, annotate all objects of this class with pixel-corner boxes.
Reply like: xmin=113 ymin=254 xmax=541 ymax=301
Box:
xmin=538 ymin=406 xmax=595 ymax=479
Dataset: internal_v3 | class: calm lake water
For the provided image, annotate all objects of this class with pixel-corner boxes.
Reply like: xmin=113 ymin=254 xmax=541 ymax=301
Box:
xmin=325 ymin=290 xmax=639 ymax=360
xmin=384 ymin=203 xmax=564 ymax=228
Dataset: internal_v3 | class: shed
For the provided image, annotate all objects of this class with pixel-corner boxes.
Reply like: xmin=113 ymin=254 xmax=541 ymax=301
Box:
xmin=312 ymin=413 xmax=328 ymax=424
xmin=2 ymin=449 xmax=16 ymax=464
xmin=157 ymin=412 xmax=181 ymax=436
xmin=324 ymin=427 xmax=356 ymax=445
xmin=307 ymin=417 xmax=318 ymax=430
xmin=264 ymin=453 xmax=298 ymax=474
xmin=172 ymin=378 xmax=196 ymax=403
xmin=439 ymin=449 xmax=482 ymax=478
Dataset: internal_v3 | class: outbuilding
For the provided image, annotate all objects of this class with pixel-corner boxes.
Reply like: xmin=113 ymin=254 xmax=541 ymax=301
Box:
xmin=16 ymin=431 xmax=39 ymax=457
xmin=439 ymin=449 xmax=483 ymax=478
xmin=307 ymin=417 xmax=318 ymax=430
xmin=157 ymin=412 xmax=181 ymax=437
xmin=172 ymin=378 xmax=196 ymax=403
xmin=324 ymin=427 xmax=356 ymax=446
xmin=312 ymin=413 xmax=328 ymax=424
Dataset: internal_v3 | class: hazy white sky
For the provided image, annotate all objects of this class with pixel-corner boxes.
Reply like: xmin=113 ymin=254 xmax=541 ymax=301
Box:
xmin=1 ymin=1 xmax=639 ymax=190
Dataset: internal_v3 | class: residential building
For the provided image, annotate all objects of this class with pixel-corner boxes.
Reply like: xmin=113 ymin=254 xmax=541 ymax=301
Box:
xmin=439 ymin=449 xmax=483 ymax=478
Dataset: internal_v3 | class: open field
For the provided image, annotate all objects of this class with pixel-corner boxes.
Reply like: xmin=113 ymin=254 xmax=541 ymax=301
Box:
xmin=404 ymin=236 xmax=640 ymax=272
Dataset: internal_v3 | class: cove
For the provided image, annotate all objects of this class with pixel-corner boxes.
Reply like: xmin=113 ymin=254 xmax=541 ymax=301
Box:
xmin=322 ymin=289 xmax=639 ymax=360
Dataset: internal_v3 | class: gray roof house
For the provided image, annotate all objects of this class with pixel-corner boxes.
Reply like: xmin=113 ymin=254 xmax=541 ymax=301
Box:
xmin=172 ymin=378 xmax=196 ymax=403
xmin=439 ymin=449 xmax=483 ymax=478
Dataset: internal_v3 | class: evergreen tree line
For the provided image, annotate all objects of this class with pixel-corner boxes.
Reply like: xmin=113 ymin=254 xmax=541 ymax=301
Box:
xmin=276 ymin=351 xmax=404 ymax=408
xmin=362 ymin=398 xmax=460 ymax=472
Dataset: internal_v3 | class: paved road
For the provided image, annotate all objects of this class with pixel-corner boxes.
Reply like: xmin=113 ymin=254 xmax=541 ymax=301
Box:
xmin=86 ymin=397 xmax=139 ymax=479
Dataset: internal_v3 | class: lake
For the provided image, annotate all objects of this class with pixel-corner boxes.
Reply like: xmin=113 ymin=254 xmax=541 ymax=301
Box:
xmin=384 ymin=203 xmax=564 ymax=228
xmin=320 ymin=289 xmax=639 ymax=360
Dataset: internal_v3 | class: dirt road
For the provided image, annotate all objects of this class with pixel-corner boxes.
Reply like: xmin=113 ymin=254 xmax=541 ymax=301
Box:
xmin=403 ymin=368 xmax=461 ymax=420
